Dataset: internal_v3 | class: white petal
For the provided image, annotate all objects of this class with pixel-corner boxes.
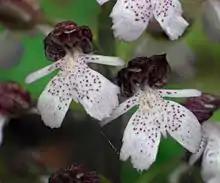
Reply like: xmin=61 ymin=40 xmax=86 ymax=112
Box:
xmin=189 ymin=135 xmax=207 ymax=165
xmin=84 ymin=54 xmax=125 ymax=66
xmin=153 ymin=0 xmax=189 ymax=40
xmin=0 ymin=115 xmax=6 ymax=145
xmin=25 ymin=60 xmax=63 ymax=84
xmin=102 ymin=93 xmax=140 ymax=126
xmin=158 ymin=89 xmax=201 ymax=98
xmin=164 ymin=100 xmax=201 ymax=152
xmin=201 ymin=133 xmax=220 ymax=183
xmin=74 ymin=65 xmax=120 ymax=121
xmin=37 ymin=72 xmax=73 ymax=128
xmin=110 ymin=0 xmax=153 ymax=41
xmin=121 ymin=109 xmax=161 ymax=171
xmin=96 ymin=0 xmax=109 ymax=5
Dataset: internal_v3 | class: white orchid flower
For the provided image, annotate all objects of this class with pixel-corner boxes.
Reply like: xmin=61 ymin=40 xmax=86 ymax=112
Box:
xmin=103 ymin=87 xmax=202 ymax=171
xmin=25 ymin=50 xmax=125 ymax=128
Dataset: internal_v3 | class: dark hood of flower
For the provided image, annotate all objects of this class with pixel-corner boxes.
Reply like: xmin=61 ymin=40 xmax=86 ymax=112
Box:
xmin=182 ymin=93 xmax=220 ymax=123
xmin=44 ymin=21 xmax=93 ymax=62
xmin=0 ymin=81 xmax=31 ymax=117
xmin=48 ymin=163 xmax=101 ymax=183
xmin=116 ymin=54 xmax=170 ymax=97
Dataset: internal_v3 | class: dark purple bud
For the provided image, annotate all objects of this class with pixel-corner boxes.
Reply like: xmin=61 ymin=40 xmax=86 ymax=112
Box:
xmin=0 ymin=0 xmax=46 ymax=31
xmin=182 ymin=93 xmax=220 ymax=123
xmin=116 ymin=54 xmax=170 ymax=97
xmin=44 ymin=21 xmax=93 ymax=62
xmin=48 ymin=163 xmax=101 ymax=183
xmin=0 ymin=81 xmax=31 ymax=117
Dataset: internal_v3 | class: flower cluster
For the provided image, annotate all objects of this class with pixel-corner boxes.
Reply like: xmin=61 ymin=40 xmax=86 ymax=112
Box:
xmin=1 ymin=0 xmax=219 ymax=182
xmin=25 ymin=20 xmax=204 ymax=174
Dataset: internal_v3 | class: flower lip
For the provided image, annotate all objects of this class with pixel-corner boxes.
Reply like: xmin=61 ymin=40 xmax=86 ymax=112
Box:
xmin=116 ymin=54 xmax=170 ymax=97
xmin=44 ymin=21 xmax=94 ymax=62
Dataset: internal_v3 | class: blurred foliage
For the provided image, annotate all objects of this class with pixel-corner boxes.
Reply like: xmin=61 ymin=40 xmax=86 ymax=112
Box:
xmin=0 ymin=0 xmax=220 ymax=183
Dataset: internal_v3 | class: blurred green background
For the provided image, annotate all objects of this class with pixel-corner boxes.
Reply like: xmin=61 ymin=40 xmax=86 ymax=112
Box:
xmin=0 ymin=0 xmax=220 ymax=183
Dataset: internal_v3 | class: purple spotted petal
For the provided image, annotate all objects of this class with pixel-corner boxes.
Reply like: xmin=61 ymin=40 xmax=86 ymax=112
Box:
xmin=110 ymin=0 xmax=153 ymax=41
xmin=102 ymin=92 xmax=140 ymax=126
xmin=37 ymin=71 xmax=74 ymax=128
xmin=121 ymin=109 xmax=161 ymax=171
xmin=164 ymin=100 xmax=201 ymax=153
xmin=152 ymin=0 xmax=189 ymax=40
xmin=73 ymin=62 xmax=120 ymax=121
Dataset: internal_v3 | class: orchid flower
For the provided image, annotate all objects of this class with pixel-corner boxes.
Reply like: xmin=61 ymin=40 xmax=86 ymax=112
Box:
xmin=25 ymin=50 xmax=125 ymax=128
xmin=103 ymin=86 xmax=202 ymax=171
xmin=0 ymin=81 xmax=31 ymax=145
xmin=96 ymin=0 xmax=189 ymax=41
xmin=189 ymin=122 xmax=220 ymax=183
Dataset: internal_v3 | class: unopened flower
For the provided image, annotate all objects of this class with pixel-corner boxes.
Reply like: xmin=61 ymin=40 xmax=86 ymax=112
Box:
xmin=116 ymin=54 xmax=170 ymax=97
xmin=182 ymin=93 xmax=220 ymax=123
xmin=189 ymin=122 xmax=220 ymax=183
xmin=48 ymin=163 xmax=101 ymax=183
xmin=25 ymin=21 xmax=125 ymax=128
xmin=0 ymin=81 xmax=31 ymax=144
xmin=102 ymin=56 xmax=202 ymax=171
xmin=97 ymin=0 xmax=189 ymax=41
xmin=0 ymin=0 xmax=52 ymax=32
